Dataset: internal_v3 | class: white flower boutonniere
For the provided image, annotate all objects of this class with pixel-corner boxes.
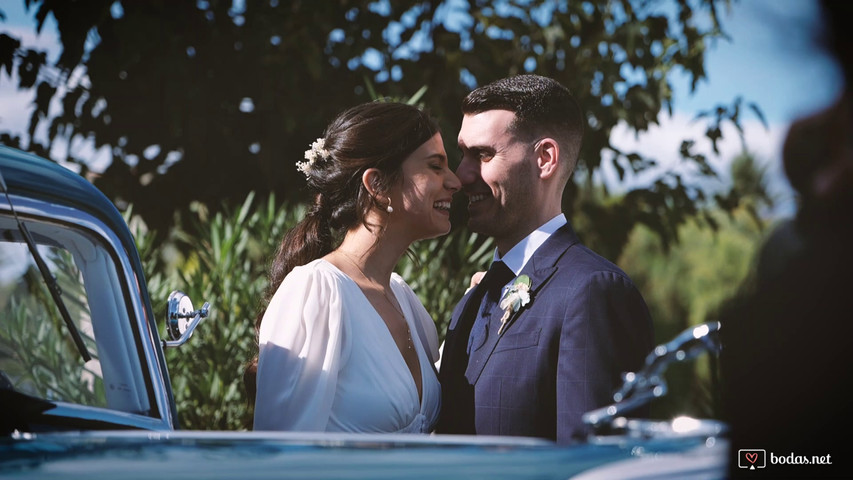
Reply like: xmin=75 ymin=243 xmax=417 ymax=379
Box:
xmin=498 ymin=275 xmax=531 ymax=334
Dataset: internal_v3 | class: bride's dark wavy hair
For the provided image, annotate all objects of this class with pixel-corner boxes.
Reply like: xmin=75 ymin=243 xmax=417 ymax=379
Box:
xmin=244 ymin=101 xmax=440 ymax=406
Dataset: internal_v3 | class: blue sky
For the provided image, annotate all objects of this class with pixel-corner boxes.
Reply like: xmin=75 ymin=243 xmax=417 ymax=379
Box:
xmin=0 ymin=0 xmax=843 ymax=217
xmin=608 ymin=0 xmax=842 ymax=217
xmin=675 ymin=0 xmax=841 ymax=123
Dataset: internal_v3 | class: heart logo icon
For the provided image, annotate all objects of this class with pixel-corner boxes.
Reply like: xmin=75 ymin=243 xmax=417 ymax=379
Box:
xmin=745 ymin=452 xmax=758 ymax=464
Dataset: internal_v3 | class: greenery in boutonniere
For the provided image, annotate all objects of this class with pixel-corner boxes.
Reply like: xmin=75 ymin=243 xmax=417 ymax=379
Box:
xmin=498 ymin=275 xmax=531 ymax=334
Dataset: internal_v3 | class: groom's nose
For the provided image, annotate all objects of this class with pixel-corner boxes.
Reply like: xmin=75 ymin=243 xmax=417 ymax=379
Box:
xmin=455 ymin=155 xmax=479 ymax=186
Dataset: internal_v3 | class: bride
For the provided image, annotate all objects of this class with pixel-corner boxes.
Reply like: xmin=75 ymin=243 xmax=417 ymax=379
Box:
xmin=248 ymin=101 xmax=460 ymax=433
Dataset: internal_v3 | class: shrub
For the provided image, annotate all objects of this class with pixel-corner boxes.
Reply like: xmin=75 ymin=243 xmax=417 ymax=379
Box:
xmin=132 ymin=193 xmax=492 ymax=430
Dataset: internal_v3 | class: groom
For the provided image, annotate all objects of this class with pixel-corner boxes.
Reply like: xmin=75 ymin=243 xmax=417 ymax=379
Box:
xmin=437 ymin=75 xmax=654 ymax=443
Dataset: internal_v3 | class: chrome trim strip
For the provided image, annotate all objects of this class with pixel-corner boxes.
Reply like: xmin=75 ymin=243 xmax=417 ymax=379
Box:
xmin=41 ymin=402 xmax=173 ymax=431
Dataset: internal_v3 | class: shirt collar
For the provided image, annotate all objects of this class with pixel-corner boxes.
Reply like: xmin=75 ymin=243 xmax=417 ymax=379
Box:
xmin=494 ymin=213 xmax=567 ymax=276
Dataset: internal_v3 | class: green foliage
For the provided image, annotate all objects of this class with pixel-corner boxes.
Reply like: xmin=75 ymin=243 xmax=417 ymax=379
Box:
xmin=131 ymin=192 xmax=492 ymax=430
xmin=717 ymin=151 xmax=775 ymax=227
xmin=617 ymin=205 xmax=770 ymax=419
xmin=0 ymin=0 xmax=755 ymax=261
xmin=2 ymin=0 xmax=782 ymax=428
xmin=132 ymin=193 xmax=305 ymax=430
xmin=397 ymin=232 xmax=494 ymax=341
xmin=132 ymin=189 xmax=769 ymax=429
xmin=0 ymin=252 xmax=104 ymax=407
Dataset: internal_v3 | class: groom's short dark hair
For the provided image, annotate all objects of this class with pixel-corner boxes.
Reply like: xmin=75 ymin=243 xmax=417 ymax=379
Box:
xmin=462 ymin=74 xmax=584 ymax=176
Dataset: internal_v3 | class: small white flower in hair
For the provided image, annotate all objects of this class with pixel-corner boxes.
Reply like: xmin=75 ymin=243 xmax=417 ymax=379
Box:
xmin=296 ymin=138 xmax=331 ymax=177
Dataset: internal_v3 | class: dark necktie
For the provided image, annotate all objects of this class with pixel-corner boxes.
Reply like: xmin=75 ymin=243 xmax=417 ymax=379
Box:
xmin=467 ymin=260 xmax=515 ymax=354
xmin=437 ymin=260 xmax=515 ymax=434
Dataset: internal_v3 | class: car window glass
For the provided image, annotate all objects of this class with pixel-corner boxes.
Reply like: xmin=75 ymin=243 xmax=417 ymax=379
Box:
xmin=0 ymin=214 xmax=150 ymax=415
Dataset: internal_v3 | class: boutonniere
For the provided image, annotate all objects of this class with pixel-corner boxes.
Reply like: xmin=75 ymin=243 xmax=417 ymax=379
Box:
xmin=498 ymin=275 xmax=531 ymax=334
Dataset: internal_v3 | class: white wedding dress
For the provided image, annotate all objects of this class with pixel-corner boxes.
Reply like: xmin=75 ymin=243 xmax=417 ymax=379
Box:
xmin=253 ymin=259 xmax=441 ymax=433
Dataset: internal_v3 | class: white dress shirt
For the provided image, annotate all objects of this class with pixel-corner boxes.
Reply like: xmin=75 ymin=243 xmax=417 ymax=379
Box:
xmin=495 ymin=213 xmax=568 ymax=276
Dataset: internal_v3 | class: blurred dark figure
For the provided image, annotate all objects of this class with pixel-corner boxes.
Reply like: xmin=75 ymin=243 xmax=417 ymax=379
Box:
xmin=720 ymin=1 xmax=853 ymax=478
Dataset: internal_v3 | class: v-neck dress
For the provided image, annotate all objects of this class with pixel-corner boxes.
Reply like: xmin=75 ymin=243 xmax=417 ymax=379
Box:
xmin=253 ymin=259 xmax=441 ymax=433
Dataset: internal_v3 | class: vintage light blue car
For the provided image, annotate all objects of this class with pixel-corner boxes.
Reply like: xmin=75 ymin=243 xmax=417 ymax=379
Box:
xmin=0 ymin=145 xmax=727 ymax=479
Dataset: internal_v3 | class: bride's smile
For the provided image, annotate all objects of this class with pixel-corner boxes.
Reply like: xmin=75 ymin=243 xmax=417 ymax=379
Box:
xmin=390 ymin=132 xmax=460 ymax=242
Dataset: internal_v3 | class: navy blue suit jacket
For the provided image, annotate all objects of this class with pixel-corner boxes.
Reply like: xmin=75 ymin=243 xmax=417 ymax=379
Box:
xmin=437 ymin=223 xmax=654 ymax=443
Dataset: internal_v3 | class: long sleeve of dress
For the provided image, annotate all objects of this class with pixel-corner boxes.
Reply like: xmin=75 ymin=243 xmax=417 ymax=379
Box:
xmin=253 ymin=264 xmax=348 ymax=431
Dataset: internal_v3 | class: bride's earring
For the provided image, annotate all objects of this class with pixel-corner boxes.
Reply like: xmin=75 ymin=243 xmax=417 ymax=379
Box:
xmin=386 ymin=198 xmax=394 ymax=214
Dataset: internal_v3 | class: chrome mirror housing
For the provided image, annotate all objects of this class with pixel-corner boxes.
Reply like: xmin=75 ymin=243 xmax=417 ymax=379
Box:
xmin=163 ymin=290 xmax=210 ymax=349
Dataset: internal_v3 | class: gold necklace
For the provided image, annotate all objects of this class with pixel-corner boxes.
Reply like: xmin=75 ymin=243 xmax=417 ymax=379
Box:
xmin=339 ymin=252 xmax=413 ymax=350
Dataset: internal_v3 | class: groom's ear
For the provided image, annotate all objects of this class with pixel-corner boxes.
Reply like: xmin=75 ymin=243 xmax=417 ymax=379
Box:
xmin=535 ymin=138 xmax=560 ymax=180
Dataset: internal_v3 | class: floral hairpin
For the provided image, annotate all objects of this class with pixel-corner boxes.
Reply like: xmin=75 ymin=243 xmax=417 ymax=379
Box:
xmin=296 ymin=138 xmax=330 ymax=178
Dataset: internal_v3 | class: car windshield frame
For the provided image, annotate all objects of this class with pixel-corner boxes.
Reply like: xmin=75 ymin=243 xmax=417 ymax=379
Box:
xmin=0 ymin=192 xmax=173 ymax=431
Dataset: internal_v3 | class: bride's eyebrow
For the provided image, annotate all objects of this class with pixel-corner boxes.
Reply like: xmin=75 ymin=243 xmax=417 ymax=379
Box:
xmin=423 ymin=153 xmax=448 ymax=164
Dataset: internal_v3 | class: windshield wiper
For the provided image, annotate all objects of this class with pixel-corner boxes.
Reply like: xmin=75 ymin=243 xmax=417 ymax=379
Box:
xmin=0 ymin=170 xmax=92 ymax=362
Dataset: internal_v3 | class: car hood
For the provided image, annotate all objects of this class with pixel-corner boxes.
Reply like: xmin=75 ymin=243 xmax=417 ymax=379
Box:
xmin=0 ymin=430 xmax=726 ymax=479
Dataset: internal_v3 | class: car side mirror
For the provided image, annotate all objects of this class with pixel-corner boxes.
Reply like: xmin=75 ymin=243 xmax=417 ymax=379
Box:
xmin=163 ymin=290 xmax=210 ymax=349
xmin=582 ymin=321 xmax=722 ymax=430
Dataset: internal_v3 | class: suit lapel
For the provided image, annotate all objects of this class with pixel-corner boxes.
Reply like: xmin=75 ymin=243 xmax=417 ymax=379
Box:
xmin=441 ymin=283 xmax=486 ymax=373
xmin=494 ymin=263 xmax=558 ymax=336
xmin=464 ymin=224 xmax=580 ymax=385
xmin=449 ymin=286 xmax=478 ymax=331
